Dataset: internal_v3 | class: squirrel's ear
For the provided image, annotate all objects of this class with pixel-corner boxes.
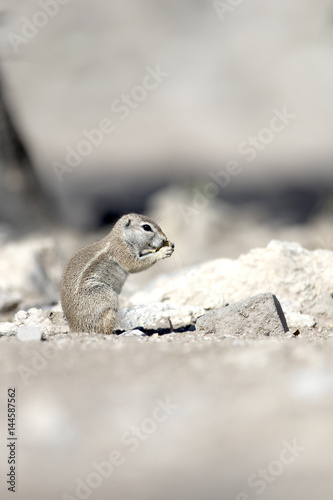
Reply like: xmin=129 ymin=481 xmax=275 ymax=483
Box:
xmin=125 ymin=218 xmax=131 ymax=227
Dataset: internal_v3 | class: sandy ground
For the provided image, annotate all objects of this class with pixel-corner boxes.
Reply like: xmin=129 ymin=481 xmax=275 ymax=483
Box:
xmin=1 ymin=326 xmax=333 ymax=500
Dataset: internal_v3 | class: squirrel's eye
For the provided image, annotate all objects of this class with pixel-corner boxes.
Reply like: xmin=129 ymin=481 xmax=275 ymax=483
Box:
xmin=142 ymin=224 xmax=152 ymax=232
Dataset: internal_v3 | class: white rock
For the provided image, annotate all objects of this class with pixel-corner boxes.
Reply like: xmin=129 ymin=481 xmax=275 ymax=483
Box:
xmin=129 ymin=241 xmax=333 ymax=328
xmin=15 ymin=305 xmax=69 ymax=336
xmin=278 ymin=297 xmax=316 ymax=328
xmin=120 ymin=329 xmax=148 ymax=337
xmin=0 ymin=322 xmax=17 ymax=336
xmin=15 ymin=310 xmax=28 ymax=322
xmin=285 ymin=311 xmax=316 ymax=328
xmin=116 ymin=302 xmax=205 ymax=331
xmin=15 ymin=308 xmax=49 ymax=327
xmin=17 ymin=326 xmax=43 ymax=342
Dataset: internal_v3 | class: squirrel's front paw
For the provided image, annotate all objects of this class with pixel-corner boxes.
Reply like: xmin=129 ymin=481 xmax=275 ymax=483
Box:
xmin=158 ymin=242 xmax=174 ymax=259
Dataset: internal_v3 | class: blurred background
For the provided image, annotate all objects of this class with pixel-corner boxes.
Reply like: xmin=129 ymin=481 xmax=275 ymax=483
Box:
xmin=0 ymin=0 xmax=333 ymax=263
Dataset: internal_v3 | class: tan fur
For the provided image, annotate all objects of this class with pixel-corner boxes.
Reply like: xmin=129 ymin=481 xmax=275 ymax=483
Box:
xmin=60 ymin=213 xmax=174 ymax=334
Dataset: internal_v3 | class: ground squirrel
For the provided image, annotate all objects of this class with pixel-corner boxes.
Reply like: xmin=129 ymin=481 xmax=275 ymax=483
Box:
xmin=60 ymin=213 xmax=174 ymax=334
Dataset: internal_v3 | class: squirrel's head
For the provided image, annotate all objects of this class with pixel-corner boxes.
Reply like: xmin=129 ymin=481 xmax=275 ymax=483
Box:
xmin=118 ymin=213 xmax=172 ymax=256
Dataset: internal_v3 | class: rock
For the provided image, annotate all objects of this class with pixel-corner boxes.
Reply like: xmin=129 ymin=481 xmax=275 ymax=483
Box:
xmin=15 ymin=307 xmax=53 ymax=330
xmin=129 ymin=241 xmax=333 ymax=328
xmin=285 ymin=311 xmax=316 ymax=329
xmin=119 ymin=329 xmax=148 ymax=337
xmin=116 ymin=302 xmax=205 ymax=331
xmin=278 ymin=298 xmax=316 ymax=329
xmin=15 ymin=305 xmax=69 ymax=336
xmin=0 ymin=322 xmax=17 ymax=337
xmin=196 ymin=293 xmax=289 ymax=337
xmin=17 ymin=326 xmax=43 ymax=342
xmin=15 ymin=310 xmax=29 ymax=322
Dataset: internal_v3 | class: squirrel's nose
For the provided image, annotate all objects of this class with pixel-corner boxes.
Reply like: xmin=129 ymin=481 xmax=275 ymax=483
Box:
xmin=170 ymin=242 xmax=175 ymax=249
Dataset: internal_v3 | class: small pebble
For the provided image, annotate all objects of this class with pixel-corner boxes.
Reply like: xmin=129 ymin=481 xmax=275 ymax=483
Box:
xmin=120 ymin=329 xmax=147 ymax=337
xmin=15 ymin=310 xmax=28 ymax=322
